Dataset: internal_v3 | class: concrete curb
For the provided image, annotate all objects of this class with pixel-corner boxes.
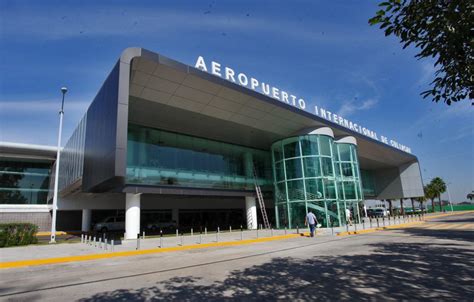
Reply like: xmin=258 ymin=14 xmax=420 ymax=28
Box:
xmin=336 ymin=211 xmax=473 ymax=237
xmin=0 ymin=233 xmax=303 ymax=270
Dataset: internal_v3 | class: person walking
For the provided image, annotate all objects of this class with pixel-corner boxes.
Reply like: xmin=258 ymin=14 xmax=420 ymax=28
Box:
xmin=345 ymin=208 xmax=353 ymax=225
xmin=305 ymin=210 xmax=318 ymax=237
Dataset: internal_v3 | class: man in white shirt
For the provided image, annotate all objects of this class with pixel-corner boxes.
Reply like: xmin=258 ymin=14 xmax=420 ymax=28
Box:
xmin=345 ymin=208 xmax=353 ymax=226
xmin=305 ymin=210 xmax=318 ymax=237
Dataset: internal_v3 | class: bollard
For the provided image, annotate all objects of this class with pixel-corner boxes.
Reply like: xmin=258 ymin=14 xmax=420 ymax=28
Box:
xmin=388 ymin=216 xmax=391 ymax=226
xmin=111 ymin=239 xmax=114 ymax=252
xmin=369 ymin=218 xmax=372 ymax=228
xmin=240 ymin=225 xmax=243 ymax=241
xmin=199 ymin=231 xmax=202 ymax=244
xmin=191 ymin=228 xmax=193 ymax=237
xmin=176 ymin=229 xmax=179 ymax=238
xmin=98 ymin=238 xmax=102 ymax=249
xmin=216 ymin=227 xmax=219 ymax=242
xmin=382 ymin=217 xmax=386 ymax=227
xmin=103 ymin=232 xmax=106 ymax=242
xmin=81 ymin=234 xmax=84 ymax=243
xmin=136 ymin=234 xmax=140 ymax=250
xmin=104 ymin=239 xmax=107 ymax=251
xmin=160 ymin=230 xmax=163 ymax=248
xmin=93 ymin=236 xmax=97 ymax=247
xmin=205 ymin=227 xmax=207 ymax=236
xmin=346 ymin=223 xmax=349 ymax=233
xmin=229 ymin=226 xmax=232 ymax=233
xmin=354 ymin=221 xmax=358 ymax=232
xmin=362 ymin=219 xmax=365 ymax=229
xmin=180 ymin=233 xmax=184 ymax=246
xmin=376 ymin=218 xmax=380 ymax=228
xmin=143 ymin=231 xmax=145 ymax=240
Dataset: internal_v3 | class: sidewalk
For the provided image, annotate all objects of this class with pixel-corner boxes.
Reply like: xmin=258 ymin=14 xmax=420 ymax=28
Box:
xmin=1 ymin=211 xmax=465 ymax=266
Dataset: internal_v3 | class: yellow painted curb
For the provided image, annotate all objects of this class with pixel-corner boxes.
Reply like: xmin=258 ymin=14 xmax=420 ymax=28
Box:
xmin=0 ymin=233 xmax=302 ymax=270
xmin=36 ymin=231 xmax=69 ymax=236
xmin=337 ymin=211 xmax=474 ymax=237
xmin=337 ymin=220 xmax=425 ymax=236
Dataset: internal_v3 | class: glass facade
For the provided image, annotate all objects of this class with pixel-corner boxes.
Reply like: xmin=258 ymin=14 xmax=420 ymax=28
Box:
xmin=0 ymin=158 xmax=52 ymax=204
xmin=272 ymin=134 xmax=364 ymax=229
xmin=360 ymin=169 xmax=376 ymax=197
xmin=127 ymin=124 xmax=272 ymax=190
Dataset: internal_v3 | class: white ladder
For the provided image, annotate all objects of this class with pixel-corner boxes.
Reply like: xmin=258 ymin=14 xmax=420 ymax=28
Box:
xmin=253 ymin=166 xmax=271 ymax=229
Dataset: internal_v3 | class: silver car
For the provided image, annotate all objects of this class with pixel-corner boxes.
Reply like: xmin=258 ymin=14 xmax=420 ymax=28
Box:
xmin=93 ymin=216 xmax=125 ymax=233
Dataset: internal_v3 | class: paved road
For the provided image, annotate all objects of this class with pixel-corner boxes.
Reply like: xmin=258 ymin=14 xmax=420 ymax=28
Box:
xmin=1 ymin=213 xmax=473 ymax=301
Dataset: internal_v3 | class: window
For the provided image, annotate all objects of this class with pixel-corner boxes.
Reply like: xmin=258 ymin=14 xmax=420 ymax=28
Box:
xmin=284 ymin=141 xmax=300 ymax=158
xmin=285 ymin=159 xmax=303 ymax=180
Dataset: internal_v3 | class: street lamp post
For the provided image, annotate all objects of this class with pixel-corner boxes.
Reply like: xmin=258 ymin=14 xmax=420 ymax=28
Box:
xmin=50 ymin=87 xmax=67 ymax=244
xmin=446 ymin=183 xmax=454 ymax=212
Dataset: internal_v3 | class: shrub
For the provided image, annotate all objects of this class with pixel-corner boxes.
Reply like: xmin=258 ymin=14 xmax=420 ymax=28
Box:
xmin=0 ymin=223 xmax=38 ymax=248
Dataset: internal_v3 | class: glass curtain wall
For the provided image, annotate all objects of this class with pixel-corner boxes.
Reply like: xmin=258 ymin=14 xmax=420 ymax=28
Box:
xmin=272 ymin=135 xmax=364 ymax=229
xmin=360 ymin=169 xmax=376 ymax=198
xmin=272 ymin=134 xmax=339 ymax=228
xmin=127 ymin=124 xmax=272 ymax=190
xmin=333 ymin=143 xmax=364 ymax=225
xmin=0 ymin=158 xmax=52 ymax=204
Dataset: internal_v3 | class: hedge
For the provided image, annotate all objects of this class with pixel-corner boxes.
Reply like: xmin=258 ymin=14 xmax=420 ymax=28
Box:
xmin=0 ymin=223 xmax=38 ymax=247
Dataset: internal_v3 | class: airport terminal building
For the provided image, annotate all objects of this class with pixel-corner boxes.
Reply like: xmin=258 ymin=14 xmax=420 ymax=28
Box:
xmin=0 ymin=48 xmax=424 ymax=238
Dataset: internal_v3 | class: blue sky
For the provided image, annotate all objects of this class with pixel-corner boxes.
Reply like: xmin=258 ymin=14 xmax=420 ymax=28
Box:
xmin=0 ymin=1 xmax=472 ymax=202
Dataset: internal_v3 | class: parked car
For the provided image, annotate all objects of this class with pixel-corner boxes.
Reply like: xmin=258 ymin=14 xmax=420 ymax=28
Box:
xmin=93 ymin=216 xmax=125 ymax=233
xmin=367 ymin=208 xmax=387 ymax=218
xmin=147 ymin=220 xmax=178 ymax=231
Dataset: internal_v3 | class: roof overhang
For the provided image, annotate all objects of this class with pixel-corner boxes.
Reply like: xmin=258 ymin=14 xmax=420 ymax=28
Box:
xmin=125 ymin=48 xmax=418 ymax=170
xmin=0 ymin=142 xmax=57 ymax=161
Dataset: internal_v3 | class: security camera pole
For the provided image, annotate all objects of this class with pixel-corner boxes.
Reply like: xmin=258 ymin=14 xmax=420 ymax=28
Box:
xmin=50 ymin=87 xmax=67 ymax=244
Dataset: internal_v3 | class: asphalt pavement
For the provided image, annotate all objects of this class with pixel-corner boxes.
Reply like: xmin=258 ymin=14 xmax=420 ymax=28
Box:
xmin=0 ymin=212 xmax=473 ymax=301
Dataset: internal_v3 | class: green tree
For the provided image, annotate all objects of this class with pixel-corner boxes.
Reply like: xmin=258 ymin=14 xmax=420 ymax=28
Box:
xmin=424 ymin=184 xmax=437 ymax=212
xmin=467 ymin=191 xmax=474 ymax=201
xmin=369 ymin=0 xmax=473 ymax=105
xmin=415 ymin=195 xmax=426 ymax=211
xmin=429 ymin=177 xmax=447 ymax=212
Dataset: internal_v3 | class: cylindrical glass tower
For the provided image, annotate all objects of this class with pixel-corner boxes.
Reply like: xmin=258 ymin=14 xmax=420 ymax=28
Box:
xmin=271 ymin=129 xmax=363 ymax=229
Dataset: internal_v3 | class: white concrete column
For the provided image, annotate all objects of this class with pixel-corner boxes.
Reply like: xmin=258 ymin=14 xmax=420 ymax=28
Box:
xmin=125 ymin=193 xmax=141 ymax=240
xmin=81 ymin=209 xmax=91 ymax=232
xmin=245 ymin=196 xmax=258 ymax=230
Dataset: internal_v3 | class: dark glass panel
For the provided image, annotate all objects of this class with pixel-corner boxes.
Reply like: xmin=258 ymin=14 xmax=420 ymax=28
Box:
xmin=285 ymin=159 xmax=303 ymax=180
xmin=321 ymin=157 xmax=333 ymax=177
xmin=283 ymin=141 xmax=300 ymax=158
xmin=303 ymin=157 xmax=320 ymax=178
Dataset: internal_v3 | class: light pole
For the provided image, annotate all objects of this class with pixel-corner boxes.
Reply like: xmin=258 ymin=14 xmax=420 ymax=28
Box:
xmin=50 ymin=87 xmax=67 ymax=244
xmin=446 ymin=182 xmax=454 ymax=212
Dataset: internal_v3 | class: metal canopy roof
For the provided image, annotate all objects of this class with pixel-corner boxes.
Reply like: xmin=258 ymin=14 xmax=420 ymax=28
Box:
xmin=127 ymin=49 xmax=418 ymax=170
xmin=0 ymin=141 xmax=57 ymax=161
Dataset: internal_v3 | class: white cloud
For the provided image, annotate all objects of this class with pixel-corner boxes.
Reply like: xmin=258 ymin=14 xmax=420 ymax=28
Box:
xmin=337 ymin=98 xmax=378 ymax=117
xmin=0 ymin=7 xmax=375 ymax=44
xmin=417 ymin=61 xmax=436 ymax=86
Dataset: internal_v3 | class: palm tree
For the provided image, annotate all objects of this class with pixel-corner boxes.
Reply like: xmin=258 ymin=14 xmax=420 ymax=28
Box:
xmin=467 ymin=191 xmax=474 ymax=201
xmin=415 ymin=195 xmax=426 ymax=211
xmin=424 ymin=184 xmax=437 ymax=213
xmin=430 ymin=177 xmax=447 ymax=212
